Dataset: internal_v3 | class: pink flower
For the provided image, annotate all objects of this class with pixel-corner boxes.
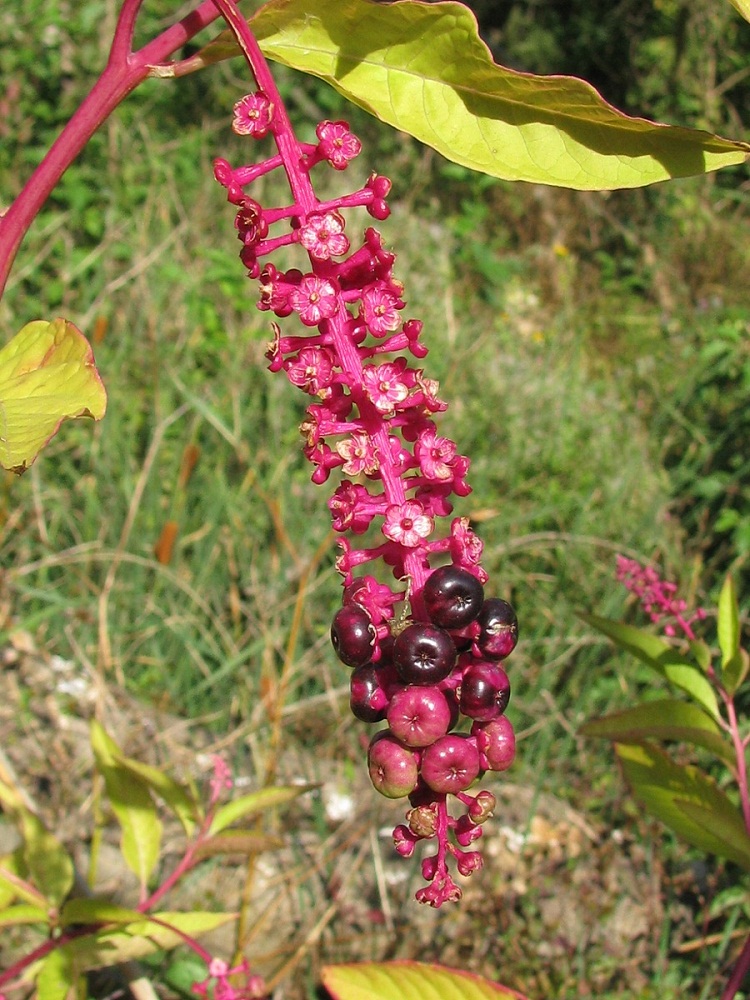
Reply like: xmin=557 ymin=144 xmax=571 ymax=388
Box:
xmin=382 ymin=501 xmax=434 ymax=547
xmin=234 ymin=198 xmax=268 ymax=246
xmin=361 ymin=283 xmax=402 ymax=336
xmin=449 ymin=517 xmax=488 ymax=583
xmin=209 ymin=756 xmax=233 ymax=804
xmin=336 ymin=431 xmax=379 ymax=476
xmin=299 ymin=211 xmax=350 ymax=259
xmin=289 ymin=275 xmax=339 ymax=325
xmin=329 ymin=481 xmax=379 ymax=533
xmin=415 ymin=426 xmax=457 ymax=481
xmin=232 ymin=91 xmax=274 ymax=138
xmin=362 ymin=362 xmax=410 ymax=414
xmin=285 ymin=346 xmax=335 ymax=394
xmin=316 ymin=119 xmax=362 ymax=169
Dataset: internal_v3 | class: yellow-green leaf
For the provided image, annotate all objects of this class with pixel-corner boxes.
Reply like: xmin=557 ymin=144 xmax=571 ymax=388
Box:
xmin=36 ymin=947 xmax=74 ymax=1000
xmin=718 ymin=575 xmax=747 ymax=694
xmin=0 ymin=903 xmax=49 ymax=927
xmin=0 ymin=318 xmax=106 ymax=473
xmin=193 ymin=0 xmax=749 ymax=190
xmin=727 ymin=0 xmax=750 ymax=23
xmin=19 ymin=812 xmax=74 ymax=909
xmin=90 ymin=721 xmax=162 ymax=890
xmin=60 ymin=911 xmax=236 ymax=970
xmin=321 ymin=962 xmax=530 ymax=1000
xmin=208 ymin=784 xmax=313 ymax=836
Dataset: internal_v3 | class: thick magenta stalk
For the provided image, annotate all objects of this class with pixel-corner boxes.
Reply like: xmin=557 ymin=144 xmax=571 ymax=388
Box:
xmin=0 ymin=0 xmax=223 ymax=298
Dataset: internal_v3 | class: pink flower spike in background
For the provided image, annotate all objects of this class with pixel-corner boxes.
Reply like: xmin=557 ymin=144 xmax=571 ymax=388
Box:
xmin=616 ymin=555 xmax=706 ymax=639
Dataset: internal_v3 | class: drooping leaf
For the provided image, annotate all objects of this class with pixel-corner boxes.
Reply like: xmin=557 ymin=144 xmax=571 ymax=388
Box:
xmin=90 ymin=721 xmax=162 ymax=889
xmin=0 ymin=318 xmax=106 ymax=473
xmin=109 ymin=753 xmax=201 ymax=836
xmin=59 ymin=911 xmax=236 ymax=970
xmin=321 ymin=961 xmax=530 ymax=1000
xmin=580 ymin=699 xmax=734 ymax=764
xmin=689 ymin=639 xmax=713 ymax=675
xmin=582 ymin=614 xmax=719 ymax=718
xmin=616 ymin=742 xmax=750 ymax=869
xmin=208 ymin=784 xmax=313 ymax=836
xmin=190 ymin=0 xmax=749 ymax=190
xmin=718 ymin=575 xmax=747 ymax=694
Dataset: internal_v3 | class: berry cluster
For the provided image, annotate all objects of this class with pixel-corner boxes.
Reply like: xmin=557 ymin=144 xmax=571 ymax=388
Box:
xmin=214 ymin=31 xmax=518 ymax=904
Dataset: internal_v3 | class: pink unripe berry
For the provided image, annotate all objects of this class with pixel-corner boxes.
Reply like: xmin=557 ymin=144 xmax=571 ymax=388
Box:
xmin=472 ymin=716 xmax=516 ymax=771
xmin=420 ymin=734 xmax=481 ymax=794
xmin=386 ymin=685 xmax=452 ymax=747
xmin=367 ymin=732 xmax=419 ymax=798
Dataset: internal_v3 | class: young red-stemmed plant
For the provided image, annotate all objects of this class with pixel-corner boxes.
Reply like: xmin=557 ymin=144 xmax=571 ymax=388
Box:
xmin=582 ymin=561 xmax=750 ymax=1000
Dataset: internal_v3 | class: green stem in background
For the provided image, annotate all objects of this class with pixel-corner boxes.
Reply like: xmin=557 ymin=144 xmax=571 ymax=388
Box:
xmin=0 ymin=0 xmax=222 ymax=299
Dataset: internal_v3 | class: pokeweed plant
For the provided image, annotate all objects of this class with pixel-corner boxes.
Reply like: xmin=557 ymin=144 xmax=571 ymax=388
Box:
xmin=582 ymin=560 xmax=750 ymax=1000
xmin=0 ymin=0 xmax=749 ymax=995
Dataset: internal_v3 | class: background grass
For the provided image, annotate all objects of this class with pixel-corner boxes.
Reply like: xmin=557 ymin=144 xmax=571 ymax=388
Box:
xmin=1 ymin=1 xmax=750 ymax=996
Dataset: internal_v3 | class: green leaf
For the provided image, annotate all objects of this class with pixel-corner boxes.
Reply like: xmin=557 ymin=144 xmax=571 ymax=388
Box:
xmin=0 ymin=903 xmax=49 ymax=927
xmin=718 ymin=575 xmax=747 ymax=694
xmin=321 ymin=961 xmax=530 ymax=1000
xmin=616 ymin=742 xmax=750 ymax=869
xmin=90 ymin=721 xmax=162 ymax=889
xmin=580 ymin=699 xmax=734 ymax=764
xmin=19 ymin=812 xmax=74 ymax=909
xmin=690 ymin=639 xmax=713 ymax=675
xmin=59 ymin=911 xmax=236 ymax=970
xmin=59 ymin=898 xmax=143 ymax=927
xmin=582 ymin=614 xmax=720 ymax=718
xmin=208 ymin=785 xmax=313 ymax=836
xmin=110 ymin=754 xmax=200 ymax=837
xmin=0 ymin=318 xmax=106 ymax=473
xmin=192 ymin=0 xmax=748 ymax=190
xmin=36 ymin=947 xmax=74 ymax=1000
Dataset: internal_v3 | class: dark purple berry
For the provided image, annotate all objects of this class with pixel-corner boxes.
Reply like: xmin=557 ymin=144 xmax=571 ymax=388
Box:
xmin=420 ymin=734 xmax=481 ymax=794
xmin=476 ymin=598 xmax=518 ymax=660
xmin=367 ymin=732 xmax=419 ymax=798
xmin=459 ymin=660 xmax=511 ymax=722
xmin=331 ymin=605 xmax=374 ymax=667
xmin=472 ymin=716 xmax=516 ymax=771
xmin=423 ymin=565 xmax=484 ymax=630
xmin=393 ymin=622 xmax=456 ymax=685
xmin=387 ymin=685 xmax=451 ymax=747
xmin=350 ymin=663 xmax=389 ymax=723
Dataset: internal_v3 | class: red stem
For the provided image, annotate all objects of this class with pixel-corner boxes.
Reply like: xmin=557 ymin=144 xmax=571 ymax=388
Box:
xmin=0 ymin=0 xmax=223 ymax=298
xmin=723 ymin=931 xmax=750 ymax=1000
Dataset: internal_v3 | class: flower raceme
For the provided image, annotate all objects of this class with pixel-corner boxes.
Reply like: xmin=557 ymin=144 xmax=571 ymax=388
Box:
xmin=216 ymin=91 xmax=518 ymax=906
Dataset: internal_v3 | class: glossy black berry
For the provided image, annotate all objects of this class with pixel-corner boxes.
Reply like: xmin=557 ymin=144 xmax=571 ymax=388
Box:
xmin=459 ymin=660 xmax=511 ymax=721
xmin=476 ymin=598 xmax=518 ymax=660
xmin=423 ymin=565 xmax=484 ymax=630
xmin=393 ymin=622 xmax=456 ymax=685
xmin=331 ymin=605 xmax=374 ymax=667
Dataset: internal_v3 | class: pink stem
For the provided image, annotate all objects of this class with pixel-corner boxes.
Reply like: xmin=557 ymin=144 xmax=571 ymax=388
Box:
xmin=0 ymin=0 xmax=223 ymax=297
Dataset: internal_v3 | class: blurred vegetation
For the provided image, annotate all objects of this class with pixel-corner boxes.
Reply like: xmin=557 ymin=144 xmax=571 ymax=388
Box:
xmin=1 ymin=0 xmax=750 ymax=995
